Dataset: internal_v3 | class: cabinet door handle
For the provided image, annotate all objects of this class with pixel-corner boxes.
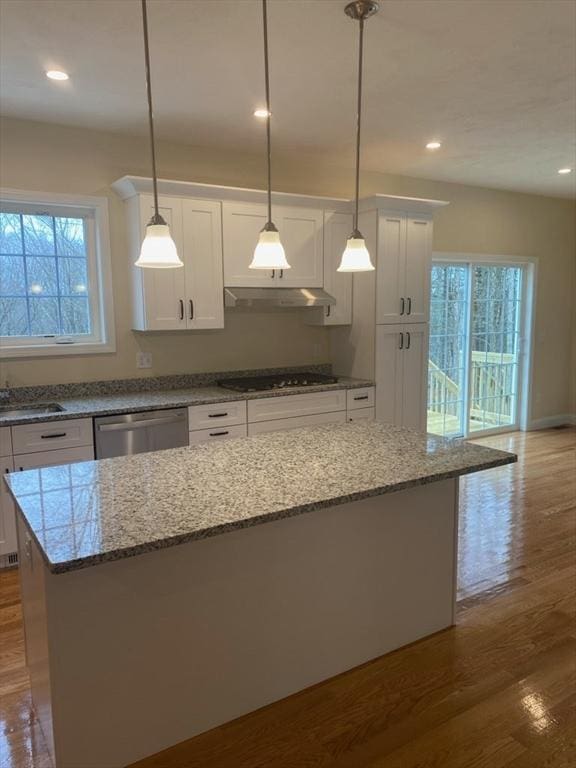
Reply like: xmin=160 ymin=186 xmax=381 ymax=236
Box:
xmin=208 ymin=412 xmax=228 ymax=418
xmin=354 ymin=395 xmax=369 ymax=401
xmin=271 ymin=269 xmax=275 ymax=279
xmin=41 ymin=433 xmax=67 ymax=439
xmin=399 ymin=332 xmax=404 ymax=350
xmin=326 ymin=305 xmax=331 ymax=318
xmin=407 ymin=297 xmax=412 ymax=315
xmin=279 ymin=269 xmax=284 ymax=279
xmin=189 ymin=300 xmax=194 ymax=320
xmin=400 ymin=297 xmax=405 ymax=315
xmin=179 ymin=299 xmax=184 ymax=320
xmin=209 ymin=430 xmax=229 ymax=437
xmin=406 ymin=331 xmax=411 ymax=349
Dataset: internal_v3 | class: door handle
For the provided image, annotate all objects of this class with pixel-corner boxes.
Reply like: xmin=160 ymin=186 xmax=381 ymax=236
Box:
xmin=179 ymin=299 xmax=184 ymax=320
xmin=326 ymin=305 xmax=331 ymax=318
xmin=189 ymin=300 xmax=194 ymax=320
xmin=97 ymin=415 xmax=186 ymax=432
xmin=407 ymin=297 xmax=412 ymax=315
xmin=406 ymin=331 xmax=411 ymax=349
xmin=271 ymin=269 xmax=275 ymax=279
xmin=400 ymin=297 xmax=405 ymax=315
xmin=279 ymin=269 xmax=284 ymax=279
xmin=399 ymin=332 xmax=404 ymax=350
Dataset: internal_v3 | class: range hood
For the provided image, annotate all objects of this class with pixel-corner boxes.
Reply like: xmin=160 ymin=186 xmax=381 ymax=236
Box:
xmin=224 ymin=287 xmax=336 ymax=309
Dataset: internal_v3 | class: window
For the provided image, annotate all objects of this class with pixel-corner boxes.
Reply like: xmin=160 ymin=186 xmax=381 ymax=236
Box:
xmin=0 ymin=191 xmax=114 ymax=357
xmin=427 ymin=258 xmax=533 ymax=438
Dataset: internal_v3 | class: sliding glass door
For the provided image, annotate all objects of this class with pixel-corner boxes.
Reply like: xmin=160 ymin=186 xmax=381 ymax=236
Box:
xmin=427 ymin=262 xmax=526 ymax=438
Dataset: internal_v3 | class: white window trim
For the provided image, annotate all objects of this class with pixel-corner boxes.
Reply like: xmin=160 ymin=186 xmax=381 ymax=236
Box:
xmin=0 ymin=188 xmax=116 ymax=359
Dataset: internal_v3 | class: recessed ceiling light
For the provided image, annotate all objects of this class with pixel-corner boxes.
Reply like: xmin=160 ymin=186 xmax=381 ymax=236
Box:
xmin=426 ymin=141 xmax=442 ymax=150
xmin=254 ymin=108 xmax=271 ymax=118
xmin=46 ymin=69 xmax=69 ymax=81
xmin=558 ymin=167 xmax=572 ymax=174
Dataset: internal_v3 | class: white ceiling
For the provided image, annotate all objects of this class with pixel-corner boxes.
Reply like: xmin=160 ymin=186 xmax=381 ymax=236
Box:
xmin=1 ymin=0 xmax=575 ymax=198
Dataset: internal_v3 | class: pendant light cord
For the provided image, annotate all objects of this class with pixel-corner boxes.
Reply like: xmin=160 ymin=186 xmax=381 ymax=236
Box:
xmin=353 ymin=16 xmax=365 ymax=234
xmin=142 ymin=0 xmax=161 ymax=223
xmin=262 ymin=0 xmax=273 ymax=226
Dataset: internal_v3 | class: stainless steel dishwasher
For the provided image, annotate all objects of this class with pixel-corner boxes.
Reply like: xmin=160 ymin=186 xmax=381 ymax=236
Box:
xmin=94 ymin=408 xmax=189 ymax=459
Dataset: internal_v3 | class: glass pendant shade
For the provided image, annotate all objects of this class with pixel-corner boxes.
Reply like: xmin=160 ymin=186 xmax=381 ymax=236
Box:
xmin=249 ymin=228 xmax=291 ymax=270
xmin=135 ymin=223 xmax=183 ymax=268
xmin=337 ymin=235 xmax=375 ymax=272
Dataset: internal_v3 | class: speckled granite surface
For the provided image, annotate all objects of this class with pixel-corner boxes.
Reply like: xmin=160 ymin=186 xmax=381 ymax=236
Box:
xmin=6 ymin=422 xmax=516 ymax=575
xmin=0 ymin=376 xmax=372 ymax=427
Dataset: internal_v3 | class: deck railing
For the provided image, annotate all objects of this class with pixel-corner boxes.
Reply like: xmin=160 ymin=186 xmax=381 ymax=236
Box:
xmin=428 ymin=352 xmax=515 ymax=427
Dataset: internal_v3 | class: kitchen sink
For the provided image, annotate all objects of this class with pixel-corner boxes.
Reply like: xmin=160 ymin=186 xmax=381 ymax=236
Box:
xmin=0 ymin=403 xmax=65 ymax=418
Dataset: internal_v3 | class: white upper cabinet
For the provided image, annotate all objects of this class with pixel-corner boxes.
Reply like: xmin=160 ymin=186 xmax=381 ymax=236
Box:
xmin=375 ymin=214 xmax=432 ymax=325
xmin=307 ymin=211 xmax=352 ymax=326
xmin=222 ymin=201 xmax=324 ymax=288
xmin=128 ymin=195 xmax=223 ymax=331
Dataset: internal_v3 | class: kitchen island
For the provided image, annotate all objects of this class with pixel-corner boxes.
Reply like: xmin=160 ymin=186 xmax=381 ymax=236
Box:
xmin=6 ymin=422 xmax=515 ymax=767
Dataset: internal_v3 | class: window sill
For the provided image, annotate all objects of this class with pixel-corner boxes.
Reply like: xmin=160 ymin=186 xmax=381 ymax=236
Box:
xmin=0 ymin=340 xmax=116 ymax=359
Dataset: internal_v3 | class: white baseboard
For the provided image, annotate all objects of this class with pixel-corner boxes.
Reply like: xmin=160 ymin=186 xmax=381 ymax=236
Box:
xmin=527 ymin=414 xmax=576 ymax=430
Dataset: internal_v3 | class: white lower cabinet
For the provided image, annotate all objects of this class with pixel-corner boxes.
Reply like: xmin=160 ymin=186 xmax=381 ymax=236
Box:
xmin=375 ymin=324 xmax=428 ymax=431
xmin=0 ymin=456 xmax=16 ymax=559
xmin=347 ymin=407 xmax=375 ymax=423
xmin=248 ymin=410 xmax=346 ymax=436
xmin=248 ymin=390 xmax=346 ymax=423
xmin=188 ymin=401 xmax=247 ymax=431
xmin=189 ymin=425 xmax=247 ymax=445
xmin=14 ymin=446 xmax=95 ymax=472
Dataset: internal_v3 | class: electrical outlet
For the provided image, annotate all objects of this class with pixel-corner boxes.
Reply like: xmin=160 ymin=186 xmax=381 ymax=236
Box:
xmin=137 ymin=351 xmax=153 ymax=369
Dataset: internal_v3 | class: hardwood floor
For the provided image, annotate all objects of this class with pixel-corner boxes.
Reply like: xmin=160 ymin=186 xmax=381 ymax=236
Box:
xmin=1 ymin=428 xmax=574 ymax=768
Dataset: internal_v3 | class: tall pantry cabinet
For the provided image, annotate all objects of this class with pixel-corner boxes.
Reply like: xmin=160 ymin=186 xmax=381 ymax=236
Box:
xmin=333 ymin=195 xmax=448 ymax=432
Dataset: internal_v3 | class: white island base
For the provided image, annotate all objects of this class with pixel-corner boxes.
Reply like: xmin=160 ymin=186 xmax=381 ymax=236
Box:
xmin=18 ymin=478 xmax=459 ymax=767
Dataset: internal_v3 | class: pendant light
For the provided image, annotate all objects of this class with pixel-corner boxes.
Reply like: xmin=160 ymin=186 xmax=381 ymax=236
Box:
xmin=135 ymin=0 xmax=183 ymax=269
xmin=249 ymin=0 xmax=290 ymax=271
xmin=338 ymin=0 xmax=378 ymax=273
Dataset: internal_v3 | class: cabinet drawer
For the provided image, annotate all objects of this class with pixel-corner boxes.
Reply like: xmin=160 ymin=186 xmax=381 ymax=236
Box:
xmin=13 ymin=445 xmax=94 ymax=471
xmin=347 ymin=407 xmax=375 ymax=423
xmin=0 ymin=427 xmax=12 ymax=458
xmin=189 ymin=424 xmax=247 ymax=446
xmin=11 ymin=419 xmax=93 ymax=455
xmin=188 ymin=401 xmax=247 ymax=431
xmin=347 ymin=387 xmax=375 ymax=410
xmin=248 ymin=411 xmax=346 ymax=436
xmin=248 ymin=390 xmax=346 ymax=423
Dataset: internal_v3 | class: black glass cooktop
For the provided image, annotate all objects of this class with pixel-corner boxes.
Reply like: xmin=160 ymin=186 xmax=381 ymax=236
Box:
xmin=217 ymin=372 xmax=338 ymax=393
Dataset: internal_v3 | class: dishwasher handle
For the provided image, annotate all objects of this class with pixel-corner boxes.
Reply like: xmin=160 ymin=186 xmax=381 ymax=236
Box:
xmin=97 ymin=414 xmax=186 ymax=432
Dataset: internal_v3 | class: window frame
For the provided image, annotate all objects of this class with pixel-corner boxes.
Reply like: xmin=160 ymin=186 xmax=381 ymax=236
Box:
xmin=0 ymin=189 xmax=115 ymax=358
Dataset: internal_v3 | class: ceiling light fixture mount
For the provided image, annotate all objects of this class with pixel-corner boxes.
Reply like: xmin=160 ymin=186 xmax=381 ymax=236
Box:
xmin=135 ymin=0 xmax=182 ymax=269
xmin=250 ymin=0 xmax=290 ymax=271
xmin=338 ymin=0 xmax=378 ymax=273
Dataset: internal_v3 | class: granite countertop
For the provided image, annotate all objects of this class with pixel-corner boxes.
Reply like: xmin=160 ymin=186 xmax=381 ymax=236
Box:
xmin=0 ymin=377 xmax=372 ymax=427
xmin=6 ymin=421 xmax=516 ymax=575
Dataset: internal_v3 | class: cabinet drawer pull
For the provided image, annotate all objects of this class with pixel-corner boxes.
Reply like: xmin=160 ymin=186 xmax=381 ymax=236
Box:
xmin=406 ymin=331 xmax=411 ymax=349
xmin=189 ymin=300 xmax=194 ymax=320
xmin=179 ymin=299 xmax=184 ymax=320
xmin=407 ymin=297 xmax=412 ymax=315
xmin=400 ymin=297 xmax=405 ymax=315
xmin=209 ymin=430 xmax=229 ymax=437
xmin=399 ymin=332 xmax=404 ymax=350
xmin=41 ymin=432 xmax=67 ymax=439
xmin=353 ymin=395 xmax=369 ymax=401
xmin=208 ymin=412 xmax=228 ymax=418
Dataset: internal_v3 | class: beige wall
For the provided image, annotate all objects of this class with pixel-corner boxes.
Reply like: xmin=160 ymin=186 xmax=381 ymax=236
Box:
xmin=0 ymin=117 xmax=574 ymax=422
